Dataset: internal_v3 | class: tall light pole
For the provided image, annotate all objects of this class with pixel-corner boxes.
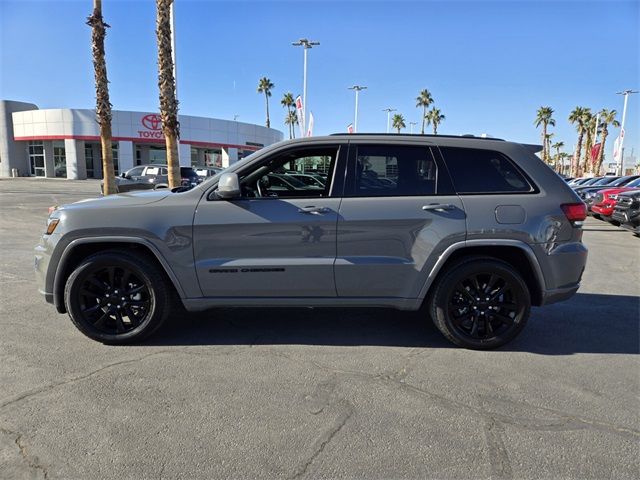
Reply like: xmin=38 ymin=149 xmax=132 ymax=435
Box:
xmin=348 ymin=85 xmax=367 ymax=133
xmin=383 ymin=108 xmax=396 ymax=133
xmin=616 ymin=89 xmax=638 ymax=175
xmin=409 ymin=121 xmax=417 ymax=134
xmin=292 ymin=38 xmax=320 ymax=135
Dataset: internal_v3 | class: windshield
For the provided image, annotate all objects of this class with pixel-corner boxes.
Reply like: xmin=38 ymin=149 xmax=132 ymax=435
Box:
xmin=625 ymin=178 xmax=640 ymax=188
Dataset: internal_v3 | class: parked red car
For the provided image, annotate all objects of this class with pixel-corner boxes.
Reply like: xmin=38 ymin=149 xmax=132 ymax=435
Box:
xmin=591 ymin=178 xmax=640 ymax=219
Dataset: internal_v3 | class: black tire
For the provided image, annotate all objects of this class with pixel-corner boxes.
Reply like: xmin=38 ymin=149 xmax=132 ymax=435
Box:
xmin=64 ymin=250 xmax=173 ymax=344
xmin=428 ymin=257 xmax=530 ymax=350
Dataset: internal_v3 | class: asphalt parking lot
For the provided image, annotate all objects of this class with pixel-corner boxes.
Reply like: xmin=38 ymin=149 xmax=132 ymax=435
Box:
xmin=1 ymin=178 xmax=638 ymax=480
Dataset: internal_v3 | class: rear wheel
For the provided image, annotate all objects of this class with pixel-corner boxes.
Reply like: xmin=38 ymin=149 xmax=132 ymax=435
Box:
xmin=428 ymin=257 xmax=530 ymax=349
xmin=64 ymin=251 xmax=172 ymax=344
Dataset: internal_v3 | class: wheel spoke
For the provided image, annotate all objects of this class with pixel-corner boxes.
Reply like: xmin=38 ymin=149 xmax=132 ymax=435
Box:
xmin=80 ymin=288 xmax=101 ymax=299
xmin=127 ymin=300 xmax=148 ymax=307
xmin=485 ymin=275 xmax=498 ymax=293
xmin=93 ymin=311 xmax=110 ymax=328
xmin=114 ymin=310 xmax=126 ymax=333
xmin=485 ymin=317 xmax=494 ymax=335
xmin=494 ymin=312 xmax=515 ymax=326
xmin=88 ymin=277 xmax=108 ymax=292
xmin=121 ymin=271 xmax=132 ymax=290
xmin=81 ymin=304 xmax=101 ymax=315
xmin=123 ymin=305 xmax=139 ymax=325
xmin=106 ymin=267 xmax=115 ymax=288
xmin=469 ymin=318 xmax=479 ymax=338
xmin=471 ymin=276 xmax=482 ymax=294
xmin=125 ymin=285 xmax=145 ymax=296
xmin=456 ymin=284 xmax=476 ymax=303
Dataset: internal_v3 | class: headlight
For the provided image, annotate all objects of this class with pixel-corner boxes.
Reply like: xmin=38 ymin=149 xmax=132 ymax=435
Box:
xmin=609 ymin=194 xmax=618 ymax=200
xmin=46 ymin=218 xmax=60 ymax=235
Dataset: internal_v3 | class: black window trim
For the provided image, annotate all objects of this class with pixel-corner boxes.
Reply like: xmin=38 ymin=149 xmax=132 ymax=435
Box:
xmin=435 ymin=146 xmax=540 ymax=195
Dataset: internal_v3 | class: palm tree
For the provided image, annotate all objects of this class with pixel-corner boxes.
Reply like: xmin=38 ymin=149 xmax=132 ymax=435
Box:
xmin=552 ymin=141 xmax=564 ymax=172
xmin=581 ymin=111 xmax=596 ymax=175
xmin=425 ymin=107 xmax=445 ymax=134
xmin=568 ymin=106 xmax=590 ymax=177
xmin=281 ymin=92 xmax=295 ymax=138
xmin=86 ymin=0 xmax=116 ymax=195
xmin=155 ymin=0 xmax=180 ymax=189
xmin=257 ymin=77 xmax=274 ymax=128
xmin=392 ymin=113 xmax=406 ymax=133
xmin=534 ymin=106 xmax=556 ymax=163
xmin=593 ymin=109 xmax=620 ymax=175
xmin=415 ymin=89 xmax=434 ymax=134
xmin=284 ymin=111 xmax=298 ymax=139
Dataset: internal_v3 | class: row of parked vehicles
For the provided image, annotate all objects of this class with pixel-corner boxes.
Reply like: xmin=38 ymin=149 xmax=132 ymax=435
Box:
xmin=566 ymin=174 xmax=640 ymax=235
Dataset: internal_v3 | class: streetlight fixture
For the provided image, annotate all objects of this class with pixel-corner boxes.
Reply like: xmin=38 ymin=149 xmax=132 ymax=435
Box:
xmin=292 ymin=38 xmax=320 ymax=134
xmin=348 ymin=85 xmax=367 ymax=133
xmin=615 ymin=89 xmax=638 ymax=175
xmin=409 ymin=121 xmax=417 ymax=134
xmin=382 ymin=108 xmax=396 ymax=133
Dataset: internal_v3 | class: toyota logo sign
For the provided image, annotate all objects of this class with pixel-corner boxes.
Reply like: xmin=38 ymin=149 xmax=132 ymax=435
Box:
xmin=138 ymin=114 xmax=164 ymax=139
xmin=141 ymin=114 xmax=162 ymax=130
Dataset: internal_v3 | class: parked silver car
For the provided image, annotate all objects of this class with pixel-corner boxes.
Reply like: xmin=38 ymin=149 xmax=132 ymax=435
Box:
xmin=36 ymin=134 xmax=588 ymax=348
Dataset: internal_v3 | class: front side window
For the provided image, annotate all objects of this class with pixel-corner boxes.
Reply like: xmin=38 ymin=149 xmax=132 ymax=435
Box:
xmin=237 ymin=147 xmax=338 ymax=198
xmin=440 ymin=147 xmax=533 ymax=194
xmin=348 ymin=145 xmax=438 ymax=197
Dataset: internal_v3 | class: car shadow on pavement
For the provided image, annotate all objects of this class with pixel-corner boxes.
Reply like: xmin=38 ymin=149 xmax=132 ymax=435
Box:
xmin=145 ymin=293 xmax=639 ymax=354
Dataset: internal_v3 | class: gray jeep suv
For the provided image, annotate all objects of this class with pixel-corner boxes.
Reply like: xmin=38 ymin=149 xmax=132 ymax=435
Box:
xmin=35 ymin=134 xmax=588 ymax=349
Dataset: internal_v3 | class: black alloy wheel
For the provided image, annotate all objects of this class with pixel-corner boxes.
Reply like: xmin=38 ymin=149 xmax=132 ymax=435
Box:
xmin=64 ymin=251 xmax=172 ymax=344
xmin=429 ymin=257 xmax=530 ymax=349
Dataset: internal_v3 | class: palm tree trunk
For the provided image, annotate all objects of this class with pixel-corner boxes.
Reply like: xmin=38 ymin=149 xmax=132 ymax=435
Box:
xmin=87 ymin=0 xmax=116 ymax=195
xmin=594 ymin=128 xmax=608 ymax=175
xmin=541 ymin=124 xmax=547 ymax=163
xmin=582 ymin=131 xmax=592 ymax=175
xmin=265 ymin=94 xmax=270 ymax=128
xmin=421 ymin=106 xmax=426 ymax=134
xmin=574 ymin=131 xmax=584 ymax=177
xmin=156 ymin=0 xmax=180 ymax=189
xmin=433 ymin=123 xmax=437 ymax=135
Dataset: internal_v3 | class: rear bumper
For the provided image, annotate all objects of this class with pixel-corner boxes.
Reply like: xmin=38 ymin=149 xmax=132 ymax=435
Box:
xmin=541 ymin=284 xmax=580 ymax=305
xmin=532 ymin=240 xmax=587 ymax=305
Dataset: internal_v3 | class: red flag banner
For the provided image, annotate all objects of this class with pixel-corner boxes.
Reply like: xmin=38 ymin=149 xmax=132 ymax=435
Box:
xmin=591 ymin=143 xmax=601 ymax=163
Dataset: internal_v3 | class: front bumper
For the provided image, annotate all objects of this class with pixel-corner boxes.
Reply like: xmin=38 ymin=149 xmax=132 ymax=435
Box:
xmin=35 ymin=232 xmax=60 ymax=307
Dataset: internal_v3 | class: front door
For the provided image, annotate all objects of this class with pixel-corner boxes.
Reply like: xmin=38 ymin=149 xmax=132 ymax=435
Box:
xmin=193 ymin=144 xmax=345 ymax=297
xmin=335 ymin=142 xmax=466 ymax=299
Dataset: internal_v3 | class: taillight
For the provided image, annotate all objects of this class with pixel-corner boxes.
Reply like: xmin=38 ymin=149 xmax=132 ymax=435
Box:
xmin=561 ymin=203 xmax=587 ymax=222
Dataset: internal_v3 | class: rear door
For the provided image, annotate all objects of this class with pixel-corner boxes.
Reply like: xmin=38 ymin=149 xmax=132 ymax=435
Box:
xmin=335 ymin=142 xmax=466 ymax=299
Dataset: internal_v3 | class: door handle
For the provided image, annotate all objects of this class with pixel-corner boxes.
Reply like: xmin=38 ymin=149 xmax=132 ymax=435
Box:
xmin=298 ymin=206 xmax=331 ymax=215
xmin=422 ymin=203 xmax=455 ymax=212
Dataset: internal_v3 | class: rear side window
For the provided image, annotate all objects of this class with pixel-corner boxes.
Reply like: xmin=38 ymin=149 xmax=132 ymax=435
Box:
xmin=349 ymin=145 xmax=438 ymax=197
xmin=440 ymin=147 xmax=533 ymax=194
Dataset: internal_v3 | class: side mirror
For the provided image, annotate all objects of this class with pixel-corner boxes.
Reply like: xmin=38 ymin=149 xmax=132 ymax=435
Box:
xmin=120 ymin=172 xmax=127 ymax=178
xmin=216 ymin=172 xmax=241 ymax=199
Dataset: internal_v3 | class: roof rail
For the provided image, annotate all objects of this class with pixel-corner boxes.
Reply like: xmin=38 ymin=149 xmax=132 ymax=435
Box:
xmin=329 ymin=133 xmax=505 ymax=141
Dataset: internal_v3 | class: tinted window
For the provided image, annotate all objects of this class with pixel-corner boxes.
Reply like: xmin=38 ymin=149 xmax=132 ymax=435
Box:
xmin=180 ymin=167 xmax=197 ymax=177
xmin=440 ymin=147 xmax=533 ymax=194
xmin=350 ymin=145 xmax=438 ymax=197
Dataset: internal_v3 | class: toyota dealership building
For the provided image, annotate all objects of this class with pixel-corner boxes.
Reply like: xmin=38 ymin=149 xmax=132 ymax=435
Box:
xmin=0 ymin=100 xmax=283 ymax=179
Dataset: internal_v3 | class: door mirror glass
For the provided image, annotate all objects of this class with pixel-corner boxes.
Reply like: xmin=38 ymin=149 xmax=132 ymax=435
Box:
xmin=216 ymin=172 xmax=241 ymax=199
xmin=121 ymin=172 xmax=128 ymax=178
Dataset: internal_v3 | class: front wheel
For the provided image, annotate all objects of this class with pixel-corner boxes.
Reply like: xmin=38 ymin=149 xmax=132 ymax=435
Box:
xmin=64 ymin=251 xmax=172 ymax=344
xmin=428 ymin=257 xmax=531 ymax=349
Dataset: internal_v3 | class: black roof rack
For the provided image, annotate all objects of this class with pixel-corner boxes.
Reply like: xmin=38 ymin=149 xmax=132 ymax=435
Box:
xmin=329 ymin=133 xmax=505 ymax=141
